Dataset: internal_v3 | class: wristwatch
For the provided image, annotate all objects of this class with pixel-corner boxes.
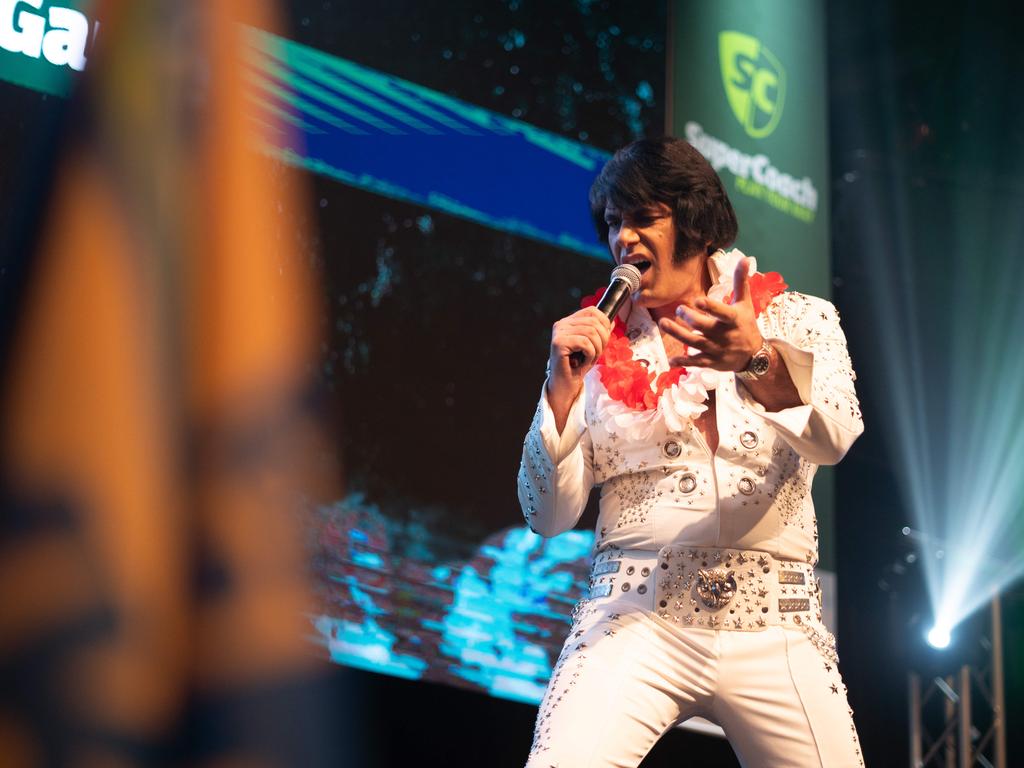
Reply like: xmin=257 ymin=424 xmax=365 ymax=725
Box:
xmin=737 ymin=341 xmax=774 ymax=381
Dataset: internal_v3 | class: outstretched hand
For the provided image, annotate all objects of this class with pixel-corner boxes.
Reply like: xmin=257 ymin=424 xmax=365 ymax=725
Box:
xmin=657 ymin=256 xmax=763 ymax=371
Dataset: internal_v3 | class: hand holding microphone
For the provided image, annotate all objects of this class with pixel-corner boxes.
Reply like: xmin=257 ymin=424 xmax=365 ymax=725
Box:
xmin=567 ymin=263 xmax=642 ymax=369
xmin=546 ymin=264 xmax=642 ymax=413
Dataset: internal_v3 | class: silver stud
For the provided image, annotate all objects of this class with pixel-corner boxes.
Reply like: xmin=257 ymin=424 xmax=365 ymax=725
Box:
xmin=661 ymin=440 xmax=682 ymax=459
xmin=637 ymin=584 xmax=647 ymax=594
xmin=678 ymin=473 xmax=697 ymax=494
xmin=738 ymin=477 xmax=755 ymax=495
xmin=740 ymin=431 xmax=758 ymax=449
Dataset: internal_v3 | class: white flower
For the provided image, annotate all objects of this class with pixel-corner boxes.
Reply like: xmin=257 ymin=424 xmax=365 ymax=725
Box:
xmin=605 ymin=399 xmax=662 ymax=442
xmin=595 ymin=366 xmax=717 ymax=440
xmin=707 ymin=248 xmax=757 ymax=304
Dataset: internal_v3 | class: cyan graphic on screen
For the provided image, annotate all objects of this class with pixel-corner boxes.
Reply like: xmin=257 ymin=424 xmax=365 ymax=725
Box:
xmin=311 ymin=494 xmax=595 ymax=704
xmin=241 ymin=26 xmax=612 ymax=259
xmin=438 ymin=527 xmax=593 ymax=703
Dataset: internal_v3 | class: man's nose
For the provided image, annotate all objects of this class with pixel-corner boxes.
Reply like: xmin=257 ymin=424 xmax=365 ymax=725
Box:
xmin=615 ymin=224 xmax=639 ymax=250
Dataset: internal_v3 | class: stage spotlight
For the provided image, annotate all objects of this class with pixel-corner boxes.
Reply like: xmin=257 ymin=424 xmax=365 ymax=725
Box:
xmin=926 ymin=625 xmax=951 ymax=650
xmin=854 ymin=157 xmax=1024 ymax=649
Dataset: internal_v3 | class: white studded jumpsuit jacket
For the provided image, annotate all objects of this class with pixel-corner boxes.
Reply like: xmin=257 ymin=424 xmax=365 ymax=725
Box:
xmin=517 ymin=254 xmax=867 ymax=767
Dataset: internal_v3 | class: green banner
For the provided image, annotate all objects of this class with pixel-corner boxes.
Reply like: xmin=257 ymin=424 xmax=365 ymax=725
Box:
xmin=669 ymin=0 xmax=829 ymax=295
xmin=0 ymin=0 xmax=97 ymax=97
xmin=669 ymin=0 xmax=836 ymax=572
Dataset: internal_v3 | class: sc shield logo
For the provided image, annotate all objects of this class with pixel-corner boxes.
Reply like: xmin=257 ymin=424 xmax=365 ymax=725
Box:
xmin=719 ymin=31 xmax=785 ymax=139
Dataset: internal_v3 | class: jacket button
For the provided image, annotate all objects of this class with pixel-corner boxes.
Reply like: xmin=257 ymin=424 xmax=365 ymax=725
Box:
xmin=626 ymin=565 xmax=635 ymax=575
xmin=640 ymin=567 xmax=650 ymax=577
xmin=662 ymin=440 xmax=682 ymax=459
xmin=678 ymin=473 xmax=697 ymax=494
xmin=637 ymin=584 xmax=648 ymax=594
xmin=621 ymin=582 xmax=631 ymax=592
xmin=740 ymin=431 xmax=758 ymax=449
xmin=738 ymin=476 xmax=756 ymax=495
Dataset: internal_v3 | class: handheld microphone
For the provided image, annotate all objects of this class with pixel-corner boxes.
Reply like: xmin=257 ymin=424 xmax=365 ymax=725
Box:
xmin=569 ymin=263 xmax=642 ymax=369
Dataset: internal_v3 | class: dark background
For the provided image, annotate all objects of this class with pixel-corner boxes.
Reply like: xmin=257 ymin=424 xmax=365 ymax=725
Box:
xmin=2 ymin=1 xmax=1021 ymax=765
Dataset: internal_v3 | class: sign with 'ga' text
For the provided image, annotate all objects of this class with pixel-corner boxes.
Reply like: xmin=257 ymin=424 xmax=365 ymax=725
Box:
xmin=0 ymin=0 xmax=97 ymax=96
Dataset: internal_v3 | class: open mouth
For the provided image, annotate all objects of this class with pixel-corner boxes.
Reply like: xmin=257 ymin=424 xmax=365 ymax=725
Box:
xmin=630 ymin=259 xmax=652 ymax=274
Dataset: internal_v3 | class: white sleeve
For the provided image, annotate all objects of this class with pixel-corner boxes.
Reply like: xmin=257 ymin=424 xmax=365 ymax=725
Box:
xmin=516 ymin=380 xmax=595 ymax=537
xmin=737 ymin=293 xmax=864 ymax=465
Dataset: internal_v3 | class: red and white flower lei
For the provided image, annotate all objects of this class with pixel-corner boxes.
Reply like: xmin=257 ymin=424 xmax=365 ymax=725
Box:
xmin=581 ymin=250 xmax=788 ymax=439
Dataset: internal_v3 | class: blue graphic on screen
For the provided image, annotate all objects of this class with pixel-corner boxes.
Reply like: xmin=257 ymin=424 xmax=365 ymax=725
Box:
xmin=236 ymin=26 xmax=629 ymax=708
xmin=242 ymin=26 xmax=611 ymax=259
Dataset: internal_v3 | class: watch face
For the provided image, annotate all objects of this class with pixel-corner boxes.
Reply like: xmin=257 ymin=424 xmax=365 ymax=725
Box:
xmin=750 ymin=352 xmax=771 ymax=376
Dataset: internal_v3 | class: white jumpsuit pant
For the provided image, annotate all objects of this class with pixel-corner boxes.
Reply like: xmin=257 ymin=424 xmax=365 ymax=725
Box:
xmin=524 ymin=561 xmax=865 ymax=767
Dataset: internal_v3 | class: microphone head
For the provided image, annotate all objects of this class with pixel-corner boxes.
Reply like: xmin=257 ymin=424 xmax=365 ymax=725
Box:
xmin=610 ymin=263 xmax=642 ymax=293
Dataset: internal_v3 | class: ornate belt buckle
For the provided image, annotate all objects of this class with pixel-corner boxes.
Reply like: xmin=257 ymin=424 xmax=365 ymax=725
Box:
xmin=695 ymin=568 xmax=737 ymax=609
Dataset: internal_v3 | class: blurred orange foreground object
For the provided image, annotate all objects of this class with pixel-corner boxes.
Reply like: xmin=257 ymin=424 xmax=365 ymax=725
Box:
xmin=0 ymin=1 xmax=339 ymax=765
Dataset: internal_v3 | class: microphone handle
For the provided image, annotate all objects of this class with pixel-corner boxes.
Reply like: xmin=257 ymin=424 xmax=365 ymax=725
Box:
xmin=568 ymin=277 xmax=633 ymax=369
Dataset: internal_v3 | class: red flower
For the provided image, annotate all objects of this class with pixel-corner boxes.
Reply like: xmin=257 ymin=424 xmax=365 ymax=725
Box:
xmin=600 ymin=335 xmax=631 ymax=364
xmin=654 ymin=366 xmax=688 ymax=393
xmin=597 ymin=361 xmax=690 ymax=411
xmin=750 ymin=272 xmax=788 ymax=314
xmin=580 ymin=287 xmax=606 ymax=309
xmin=582 ymin=284 xmax=694 ymax=410
xmin=576 ymin=263 xmax=787 ymax=412
xmin=725 ymin=271 xmax=788 ymax=315
xmin=601 ymin=361 xmax=655 ymax=410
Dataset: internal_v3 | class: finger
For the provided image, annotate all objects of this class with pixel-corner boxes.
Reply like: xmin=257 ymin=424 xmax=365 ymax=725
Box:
xmin=582 ymin=312 xmax=614 ymax=336
xmin=732 ymin=256 xmax=752 ymax=306
xmin=563 ymin=324 xmax=604 ymax=351
xmin=675 ymin=304 xmax=719 ymax=333
xmin=579 ymin=324 xmax=608 ymax=355
xmin=658 ymin=318 xmax=716 ymax=352
xmin=695 ymin=295 xmax=738 ymax=323
xmin=556 ymin=323 xmax=606 ymax=350
xmin=559 ymin=334 xmax=597 ymax=361
xmin=565 ymin=311 xmax=613 ymax=335
xmin=562 ymin=319 xmax=609 ymax=350
xmin=668 ymin=354 xmax=714 ymax=368
xmin=579 ymin=306 xmax=614 ymax=326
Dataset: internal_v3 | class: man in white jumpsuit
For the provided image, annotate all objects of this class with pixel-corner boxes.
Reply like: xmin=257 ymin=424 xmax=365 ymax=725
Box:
xmin=518 ymin=137 xmax=865 ymax=767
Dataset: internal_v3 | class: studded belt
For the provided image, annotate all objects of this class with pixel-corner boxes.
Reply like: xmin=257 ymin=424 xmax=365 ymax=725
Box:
xmin=586 ymin=545 xmax=824 ymax=633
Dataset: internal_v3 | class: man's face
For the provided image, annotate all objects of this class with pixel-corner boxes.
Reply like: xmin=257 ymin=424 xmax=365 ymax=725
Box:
xmin=604 ymin=202 xmax=701 ymax=311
